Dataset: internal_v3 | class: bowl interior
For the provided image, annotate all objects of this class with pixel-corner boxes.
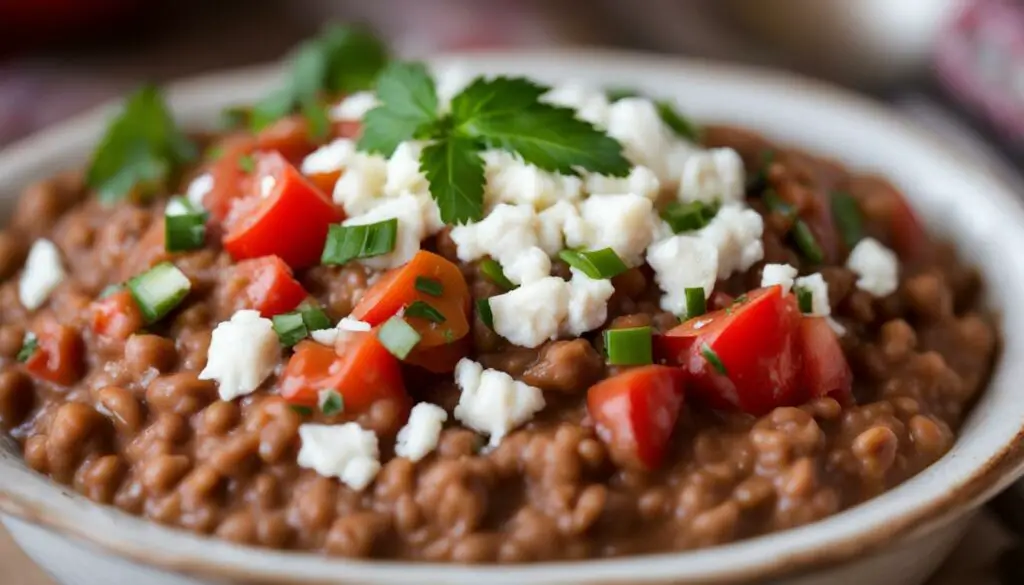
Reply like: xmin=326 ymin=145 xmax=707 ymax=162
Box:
xmin=1 ymin=50 xmax=1024 ymax=585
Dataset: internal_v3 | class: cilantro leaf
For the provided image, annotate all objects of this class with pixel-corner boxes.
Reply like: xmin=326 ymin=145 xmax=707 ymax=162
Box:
xmin=450 ymin=76 xmax=549 ymax=124
xmin=358 ymin=62 xmax=440 ymax=156
xmin=420 ymin=135 xmax=486 ymax=225
xmin=87 ymin=85 xmax=197 ymax=203
xmin=319 ymin=25 xmax=389 ymax=94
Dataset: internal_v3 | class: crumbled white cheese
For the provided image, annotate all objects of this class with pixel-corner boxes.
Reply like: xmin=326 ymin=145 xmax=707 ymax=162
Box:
xmin=541 ymin=82 xmax=611 ymax=127
xmin=536 ymin=200 xmax=581 ymax=256
xmin=297 ymin=423 xmax=380 ymax=490
xmin=585 ymin=165 xmax=661 ymax=202
xmin=18 ymin=239 xmax=66 ymax=311
xmin=698 ymin=204 xmax=764 ymax=279
xmin=489 ymin=276 xmax=570 ymax=348
xmin=332 ymin=153 xmax=388 ymax=216
xmin=300 ymin=138 xmax=357 ymax=176
xmin=435 ymin=64 xmax=474 ymax=110
xmin=453 ymin=358 xmax=546 ymax=447
xmin=846 ymin=237 xmax=899 ymax=297
xmin=646 ymin=235 xmax=719 ymax=315
xmin=342 ymin=193 xmax=428 ymax=270
xmin=503 ymin=246 xmax=552 ymax=286
xmin=311 ymin=317 xmax=372 ymax=347
xmin=199 ymin=310 xmax=281 ymax=401
xmin=449 ymin=203 xmax=540 ymax=265
xmin=259 ymin=175 xmax=277 ymax=198
xmin=794 ymin=273 xmax=831 ymax=317
xmin=164 ymin=198 xmax=191 ymax=216
xmin=185 ymin=173 xmax=214 ymax=209
xmin=484 ymin=150 xmax=583 ymax=210
xmin=384 ymin=141 xmax=429 ymax=197
xmin=760 ymin=263 xmax=799 ymax=294
xmin=679 ymin=148 xmax=746 ymax=206
xmin=827 ymin=317 xmax=847 ymax=337
xmin=395 ymin=403 xmax=448 ymax=462
xmin=564 ymin=194 xmax=655 ymax=267
xmin=562 ymin=269 xmax=615 ymax=336
xmin=605 ymin=97 xmax=696 ymax=186
xmin=329 ymin=91 xmax=379 ymax=121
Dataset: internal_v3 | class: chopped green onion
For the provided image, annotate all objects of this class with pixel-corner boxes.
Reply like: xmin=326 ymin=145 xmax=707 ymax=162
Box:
xmin=99 ymin=284 xmax=123 ymax=299
xmin=831 ymin=191 xmax=863 ymax=248
xmin=290 ymin=405 xmax=313 ymax=417
xmin=219 ymin=107 xmax=250 ymax=131
xmin=164 ymin=196 xmax=208 ymax=252
xmin=792 ymin=220 xmax=824 ymax=264
xmin=272 ymin=312 xmax=308 ymax=347
xmin=319 ymin=389 xmax=344 ymax=416
xmin=377 ymin=316 xmax=420 ymax=359
xmin=321 ymin=219 xmax=398 ymax=265
xmin=204 ymin=145 xmax=226 ymax=161
xmin=478 ymin=258 xmax=515 ymax=291
xmin=746 ymin=149 xmax=775 ymax=193
xmin=660 ymin=201 xmax=719 ymax=233
xmin=126 ymin=262 xmax=191 ymax=324
xmin=655 ymin=100 xmax=701 ymax=143
xmin=414 ymin=276 xmax=443 ymax=297
xmin=559 ymin=248 xmax=629 ymax=280
xmin=700 ymin=343 xmax=728 ymax=376
xmin=476 ymin=298 xmax=494 ymax=329
xmin=684 ymin=287 xmax=706 ymax=318
xmin=237 ymin=154 xmax=256 ymax=173
xmin=298 ymin=305 xmax=332 ymax=331
xmin=762 ymin=189 xmax=795 ymax=219
xmin=604 ymin=326 xmax=653 ymax=366
xmin=16 ymin=333 xmax=38 ymax=363
xmin=796 ymin=286 xmax=813 ymax=314
xmin=404 ymin=300 xmax=446 ymax=323
xmin=442 ymin=328 xmax=456 ymax=344
xmin=733 ymin=294 xmax=749 ymax=306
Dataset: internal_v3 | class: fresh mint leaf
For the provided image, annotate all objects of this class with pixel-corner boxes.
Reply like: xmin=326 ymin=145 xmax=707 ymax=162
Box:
xmin=420 ymin=135 xmax=485 ymax=225
xmin=358 ymin=61 xmax=439 ymax=156
xmin=87 ymin=85 xmax=197 ymax=203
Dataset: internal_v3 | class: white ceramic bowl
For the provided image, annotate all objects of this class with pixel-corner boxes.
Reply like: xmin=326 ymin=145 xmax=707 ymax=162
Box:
xmin=2 ymin=50 xmax=1024 ymax=585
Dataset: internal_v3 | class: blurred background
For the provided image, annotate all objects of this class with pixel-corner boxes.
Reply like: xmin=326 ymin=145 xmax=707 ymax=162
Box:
xmin=2 ymin=0 xmax=1024 ymax=583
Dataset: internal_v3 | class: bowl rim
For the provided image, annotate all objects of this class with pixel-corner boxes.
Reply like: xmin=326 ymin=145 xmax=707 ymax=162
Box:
xmin=2 ymin=48 xmax=1024 ymax=585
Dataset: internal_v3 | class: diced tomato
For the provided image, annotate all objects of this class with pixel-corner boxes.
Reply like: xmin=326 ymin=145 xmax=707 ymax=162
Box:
xmin=89 ymin=289 xmax=144 ymax=340
xmin=659 ymin=286 xmax=803 ymax=415
xmin=306 ymin=170 xmax=342 ymax=195
xmin=222 ymin=152 xmax=344 ymax=270
xmin=708 ymin=290 xmax=734 ymax=311
xmin=888 ymin=193 xmax=930 ymax=263
xmin=586 ymin=365 xmax=686 ymax=471
xmin=280 ymin=336 xmax=410 ymax=417
xmin=350 ymin=251 xmax=472 ymax=349
xmin=403 ymin=336 xmax=471 ymax=373
xmin=204 ymin=134 xmax=257 ymax=223
xmin=798 ymin=317 xmax=853 ymax=405
xmin=256 ymin=115 xmax=319 ymax=164
xmin=231 ymin=256 xmax=308 ymax=317
xmin=24 ymin=319 xmax=84 ymax=386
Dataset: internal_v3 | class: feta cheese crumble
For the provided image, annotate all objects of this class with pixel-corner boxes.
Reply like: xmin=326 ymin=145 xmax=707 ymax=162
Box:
xmin=541 ymin=82 xmax=611 ymax=127
xmin=606 ymin=97 xmax=692 ymax=185
xmin=847 ymin=237 xmax=899 ymax=297
xmin=185 ymin=173 xmax=214 ymax=209
xmin=199 ymin=310 xmax=281 ymax=401
xmin=329 ymin=91 xmax=379 ymax=121
xmin=760 ymin=263 xmax=799 ymax=294
xmin=502 ymin=246 xmax=552 ymax=286
xmin=484 ymin=150 xmax=583 ymax=210
xmin=679 ymin=148 xmax=746 ymax=206
xmin=489 ymin=276 xmax=570 ymax=348
xmin=297 ymin=423 xmax=381 ymax=490
xmin=332 ymin=152 xmax=389 ymax=216
xmin=310 ymin=317 xmax=372 ymax=347
xmin=300 ymin=138 xmax=357 ymax=176
xmin=395 ymin=403 xmax=448 ymax=462
xmin=564 ymin=194 xmax=655 ymax=267
xmin=18 ymin=239 xmax=66 ymax=311
xmin=647 ymin=235 xmax=719 ymax=315
xmin=562 ymin=269 xmax=615 ymax=337
xmin=453 ymin=358 xmax=545 ymax=447
xmin=794 ymin=273 xmax=831 ymax=317
xmin=698 ymin=205 xmax=764 ymax=278
xmin=384 ymin=141 xmax=429 ymax=197
xmin=585 ymin=165 xmax=661 ymax=202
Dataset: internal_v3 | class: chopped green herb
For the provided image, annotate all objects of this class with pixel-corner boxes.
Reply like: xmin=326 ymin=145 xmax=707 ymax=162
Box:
xmin=126 ymin=262 xmax=191 ymax=324
xmin=655 ymin=100 xmax=701 ymax=142
xmin=732 ymin=294 xmax=749 ymax=306
xmin=290 ymin=405 xmax=313 ymax=417
xmin=16 ymin=333 xmax=38 ymax=363
xmin=272 ymin=312 xmax=308 ymax=347
xmin=831 ymin=191 xmax=864 ymax=249
xmin=792 ymin=220 xmax=825 ymax=264
xmin=604 ymin=87 xmax=640 ymax=102
xmin=746 ymin=149 xmax=775 ymax=194
xmin=237 ymin=154 xmax=256 ymax=174
xmin=204 ymin=144 xmax=226 ymax=161
xmin=318 ymin=389 xmax=344 ymax=416
xmin=414 ymin=276 xmax=443 ymax=297
xmin=357 ymin=61 xmax=441 ymax=157
xmin=442 ymin=328 xmax=456 ymax=344
xmin=476 ymin=298 xmax=494 ymax=329
xmin=700 ymin=343 xmax=728 ymax=376
xmin=87 ymin=85 xmax=197 ymax=203
xmin=558 ymin=248 xmax=628 ymax=280
xmin=298 ymin=305 xmax=332 ymax=331
xmin=762 ymin=189 xmax=795 ymax=219
xmin=377 ymin=316 xmax=421 ymax=359
xmin=684 ymin=287 xmax=706 ymax=318
xmin=604 ymin=326 xmax=653 ymax=366
xmin=164 ymin=196 xmax=208 ymax=252
xmin=219 ymin=107 xmax=249 ymax=131
xmin=796 ymin=286 xmax=813 ymax=314
xmin=320 ymin=219 xmax=398 ymax=265
xmin=479 ymin=258 xmax=515 ymax=291
xmin=660 ymin=200 xmax=719 ymax=233
xmin=404 ymin=300 xmax=446 ymax=323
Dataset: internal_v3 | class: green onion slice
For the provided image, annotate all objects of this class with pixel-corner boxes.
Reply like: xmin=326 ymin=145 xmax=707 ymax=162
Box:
xmin=298 ymin=305 xmax=332 ymax=331
xmin=796 ymin=286 xmax=813 ymax=314
xmin=290 ymin=405 xmax=313 ymax=417
xmin=414 ymin=276 xmax=443 ymax=297
xmin=792 ymin=220 xmax=824 ymax=264
xmin=660 ymin=201 xmax=719 ymax=234
xmin=559 ymin=248 xmax=628 ymax=280
xmin=164 ymin=196 xmax=208 ymax=252
xmin=318 ymin=389 xmax=344 ymax=416
xmin=272 ymin=312 xmax=308 ymax=347
xmin=476 ymin=298 xmax=494 ymax=329
xmin=404 ymin=300 xmax=446 ymax=323
xmin=126 ymin=262 xmax=191 ymax=324
xmin=377 ymin=316 xmax=420 ymax=359
xmin=684 ymin=287 xmax=707 ymax=318
xmin=700 ymin=343 xmax=728 ymax=376
xmin=479 ymin=258 xmax=515 ymax=291
xmin=831 ymin=191 xmax=863 ymax=249
xmin=237 ymin=154 xmax=256 ymax=173
xmin=746 ymin=149 xmax=775 ymax=193
xmin=603 ymin=326 xmax=653 ymax=366
xmin=16 ymin=333 xmax=38 ymax=363
xmin=321 ymin=219 xmax=398 ymax=265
